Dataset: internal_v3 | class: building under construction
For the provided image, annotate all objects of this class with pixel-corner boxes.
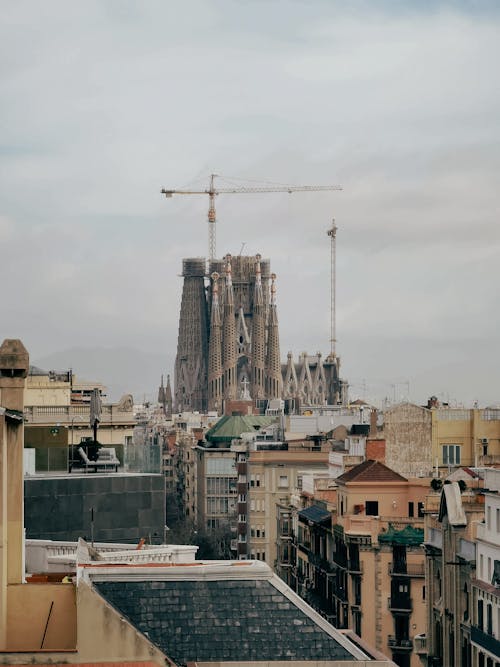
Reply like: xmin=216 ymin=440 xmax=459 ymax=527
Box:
xmin=174 ymin=254 xmax=345 ymax=414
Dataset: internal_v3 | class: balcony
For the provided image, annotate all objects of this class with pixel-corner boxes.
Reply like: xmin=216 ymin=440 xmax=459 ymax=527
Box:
xmin=308 ymin=551 xmax=335 ymax=573
xmin=388 ymin=596 xmax=412 ymax=613
xmin=388 ymin=562 xmax=425 ymax=577
xmin=414 ymin=634 xmax=427 ymax=655
xmin=388 ymin=636 xmax=413 ymax=651
xmin=471 ymin=625 xmax=500 ymax=658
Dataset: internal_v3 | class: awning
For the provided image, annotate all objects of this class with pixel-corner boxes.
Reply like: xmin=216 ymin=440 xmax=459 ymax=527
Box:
xmin=298 ymin=505 xmax=331 ymax=526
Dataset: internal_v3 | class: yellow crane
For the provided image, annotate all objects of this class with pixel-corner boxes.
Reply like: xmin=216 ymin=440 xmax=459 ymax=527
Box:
xmin=161 ymin=173 xmax=341 ymax=261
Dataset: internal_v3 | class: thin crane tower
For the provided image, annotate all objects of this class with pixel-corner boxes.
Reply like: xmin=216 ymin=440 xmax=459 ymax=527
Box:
xmin=327 ymin=219 xmax=338 ymax=360
xmin=161 ymin=174 xmax=342 ymax=261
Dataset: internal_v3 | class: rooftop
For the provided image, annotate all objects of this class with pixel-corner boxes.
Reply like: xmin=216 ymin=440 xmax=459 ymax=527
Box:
xmin=337 ymin=459 xmax=408 ymax=484
xmin=83 ymin=560 xmax=369 ymax=665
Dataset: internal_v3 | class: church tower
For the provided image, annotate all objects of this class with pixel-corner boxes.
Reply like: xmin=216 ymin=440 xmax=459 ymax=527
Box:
xmin=174 ymin=258 xmax=209 ymax=412
xmin=222 ymin=255 xmax=238 ymax=401
xmin=265 ymin=273 xmax=282 ymax=399
xmin=251 ymin=254 xmax=266 ymax=400
xmin=175 ymin=252 xmax=282 ymax=414
xmin=208 ymin=272 xmax=223 ymax=412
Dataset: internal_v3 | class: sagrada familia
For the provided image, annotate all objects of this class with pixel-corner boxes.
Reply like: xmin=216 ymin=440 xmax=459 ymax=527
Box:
xmin=174 ymin=254 xmax=345 ymax=414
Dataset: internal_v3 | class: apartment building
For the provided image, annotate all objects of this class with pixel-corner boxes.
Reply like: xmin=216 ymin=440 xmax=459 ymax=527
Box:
xmin=432 ymin=407 xmax=500 ymax=471
xmin=296 ymin=460 xmax=429 ymax=667
xmin=472 ymin=468 xmax=500 ymax=667
xmin=421 ymin=477 xmax=484 ymax=667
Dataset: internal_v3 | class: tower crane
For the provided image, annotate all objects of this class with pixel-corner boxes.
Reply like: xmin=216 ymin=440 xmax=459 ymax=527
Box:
xmin=161 ymin=174 xmax=342 ymax=261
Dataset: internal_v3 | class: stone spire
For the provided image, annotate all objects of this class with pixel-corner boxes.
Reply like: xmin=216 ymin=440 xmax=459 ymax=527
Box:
xmin=174 ymin=258 xmax=209 ymax=412
xmin=265 ymin=273 xmax=282 ymax=399
xmin=222 ymin=255 xmax=238 ymax=401
xmin=158 ymin=374 xmax=166 ymax=414
xmin=208 ymin=271 xmax=224 ymax=412
xmin=158 ymin=375 xmax=165 ymax=404
xmin=165 ymin=374 xmax=173 ymax=418
xmin=251 ymin=254 xmax=266 ymax=399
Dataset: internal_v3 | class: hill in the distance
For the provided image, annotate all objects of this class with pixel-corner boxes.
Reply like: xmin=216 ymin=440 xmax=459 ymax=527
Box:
xmin=34 ymin=347 xmax=172 ymax=404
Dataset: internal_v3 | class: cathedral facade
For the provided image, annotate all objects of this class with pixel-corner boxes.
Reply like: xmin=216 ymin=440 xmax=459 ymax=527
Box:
xmin=174 ymin=254 xmax=344 ymax=414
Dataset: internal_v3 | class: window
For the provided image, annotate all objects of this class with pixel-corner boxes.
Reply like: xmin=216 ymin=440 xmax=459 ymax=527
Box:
xmin=478 ymin=599 xmax=484 ymax=629
xmin=365 ymin=501 xmax=379 ymax=516
xmin=418 ymin=502 xmax=425 ymax=518
xmin=487 ymin=506 xmax=491 ymax=530
xmin=250 ymin=499 xmax=255 ymax=511
xmin=487 ymin=603 xmax=493 ymax=635
xmin=408 ymin=502 xmax=414 ymax=518
xmin=496 ymin=508 xmax=500 ymax=533
xmin=207 ymin=458 xmax=236 ymax=474
xmin=442 ymin=444 xmax=461 ymax=466
xmin=278 ymin=475 xmax=289 ymax=488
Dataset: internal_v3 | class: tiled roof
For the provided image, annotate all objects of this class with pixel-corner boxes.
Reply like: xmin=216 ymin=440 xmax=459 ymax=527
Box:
xmin=337 ymin=459 xmax=407 ymax=484
xmin=204 ymin=414 xmax=276 ymax=442
xmin=94 ymin=564 xmax=363 ymax=665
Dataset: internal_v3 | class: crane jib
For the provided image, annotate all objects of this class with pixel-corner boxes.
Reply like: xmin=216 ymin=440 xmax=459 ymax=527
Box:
xmin=161 ymin=177 xmax=342 ymax=260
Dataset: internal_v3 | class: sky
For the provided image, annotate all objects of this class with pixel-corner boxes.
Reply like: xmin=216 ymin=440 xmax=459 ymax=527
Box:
xmin=1 ymin=0 xmax=499 ymax=406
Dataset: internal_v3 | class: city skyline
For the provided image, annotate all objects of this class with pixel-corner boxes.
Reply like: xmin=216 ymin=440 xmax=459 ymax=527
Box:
xmin=2 ymin=1 xmax=499 ymax=406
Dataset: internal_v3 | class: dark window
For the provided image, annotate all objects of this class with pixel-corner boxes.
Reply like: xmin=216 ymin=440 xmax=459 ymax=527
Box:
xmin=418 ymin=502 xmax=425 ymax=518
xmin=408 ymin=501 xmax=414 ymax=518
xmin=365 ymin=501 xmax=379 ymax=516
xmin=478 ymin=599 xmax=484 ymax=628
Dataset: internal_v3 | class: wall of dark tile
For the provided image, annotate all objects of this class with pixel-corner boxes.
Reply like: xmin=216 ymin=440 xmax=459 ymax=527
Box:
xmin=24 ymin=474 xmax=165 ymax=544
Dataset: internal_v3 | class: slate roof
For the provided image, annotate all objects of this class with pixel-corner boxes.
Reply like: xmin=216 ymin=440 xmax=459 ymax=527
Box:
xmin=91 ymin=562 xmax=366 ymax=665
xmin=298 ymin=504 xmax=332 ymax=525
xmin=204 ymin=414 xmax=277 ymax=443
xmin=337 ymin=459 xmax=407 ymax=484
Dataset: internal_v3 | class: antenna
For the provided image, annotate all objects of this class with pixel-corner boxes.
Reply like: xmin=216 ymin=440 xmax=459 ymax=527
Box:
xmin=327 ymin=220 xmax=338 ymax=359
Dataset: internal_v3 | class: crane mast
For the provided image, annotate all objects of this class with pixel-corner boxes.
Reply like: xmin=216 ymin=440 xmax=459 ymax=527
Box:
xmin=162 ymin=174 xmax=341 ymax=261
xmin=327 ymin=220 xmax=338 ymax=360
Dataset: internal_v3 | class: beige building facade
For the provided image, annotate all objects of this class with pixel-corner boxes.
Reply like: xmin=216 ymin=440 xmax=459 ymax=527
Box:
xmin=246 ymin=446 xmax=330 ymax=566
xmin=23 ymin=366 xmax=136 ymax=471
xmin=432 ymin=407 xmax=500 ymax=471
xmin=295 ymin=461 xmax=429 ymax=667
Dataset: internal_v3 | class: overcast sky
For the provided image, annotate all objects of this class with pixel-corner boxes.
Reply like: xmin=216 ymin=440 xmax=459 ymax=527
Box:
xmin=1 ymin=1 xmax=499 ymax=406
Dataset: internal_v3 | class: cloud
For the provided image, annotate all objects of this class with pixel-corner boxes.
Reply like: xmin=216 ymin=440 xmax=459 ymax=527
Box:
xmin=1 ymin=1 xmax=499 ymax=405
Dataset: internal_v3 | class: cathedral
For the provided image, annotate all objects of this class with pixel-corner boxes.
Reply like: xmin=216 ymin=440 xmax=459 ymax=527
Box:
xmin=174 ymin=254 xmax=344 ymax=414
